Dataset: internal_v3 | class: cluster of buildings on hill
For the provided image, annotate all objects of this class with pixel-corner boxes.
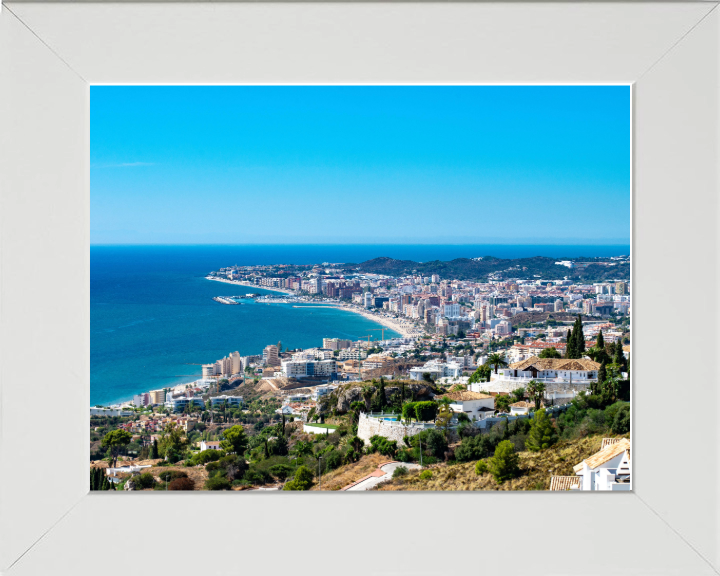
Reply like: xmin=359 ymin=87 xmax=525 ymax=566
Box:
xmin=211 ymin=262 xmax=630 ymax=339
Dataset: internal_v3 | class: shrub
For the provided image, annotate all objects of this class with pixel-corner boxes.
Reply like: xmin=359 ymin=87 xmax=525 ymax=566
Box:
xmin=205 ymin=476 xmax=232 ymax=490
xmin=475 ymin=460 xmax=488 ymax=475
xmin=392 ymin=466 xmax=409 ymax=478
xmin=322 ymin=449 xmax=343 ymax=472
xmin=269 ymin=463 xmax=293 ymax=481
xmin=168 ymin=477 xmax=195 ymax=490
xmin=188 ymin=450 xmax=225 ymax=466
xmin=208 ymin=467 xmax=227 ymax=479
xmin=245 ymin=469 xmax=271 ymax=485
xmin=414 ymin=401 xmax=438 ymax=422
xmin=159 ymin=470 xmax=187 ymax=483
xmin=401 ymin=402 xmax=417 ymax=421
xmin=368 ymin=435 xmax=398 ymax=457
xmin=396 ymin=449 xmax=414 ymax=463
xmin=611 ymin=404 xmax=631 ymax=434
xmin=489 ymin=440 xmax=520 ymax=483
xmin=283 ymin=465 xmax=314 ymax=491
xmin=419 ymin=470 xmax=432 ymax=480
xmin=132 ymin=473 xmax=157 ymax=489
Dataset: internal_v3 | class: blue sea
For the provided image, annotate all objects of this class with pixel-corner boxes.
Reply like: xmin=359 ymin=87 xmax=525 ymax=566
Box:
xmin=91 ymin=244 xmax=629 ymax=405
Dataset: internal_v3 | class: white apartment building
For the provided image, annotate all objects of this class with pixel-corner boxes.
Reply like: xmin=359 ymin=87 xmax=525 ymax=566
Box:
xmin=338 ymin=348 xmax=367 ymax=361
xmin=281 ymin=359 xmax=338 ymax=380
xmin=209 ymin=395 xmax=243 ymax=407
xmin=443 ymin=302 xmax=460 ymax=318
xmin=408 ymin=360 xmax=464 ymax=381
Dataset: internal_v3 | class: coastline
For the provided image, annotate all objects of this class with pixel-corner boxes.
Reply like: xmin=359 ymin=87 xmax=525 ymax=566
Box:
xmin=300 ymin=302 xmax=423 ymax=339
xmin=97 ymin=277 xmax=420 ymax=407
xmin=206 ymin=276 xmax=422 ymax=338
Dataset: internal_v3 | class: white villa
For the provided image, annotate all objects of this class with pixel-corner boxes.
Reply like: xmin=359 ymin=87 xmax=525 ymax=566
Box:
xmin=409 ymin=360 xmax=464 ymax=381
xmin=509 ymin=400 xmax=534 ymax=416
xmin=440 ymin=391 xmax=496 ymax=422
xmin=471 ymin=356 xmax=600 ymax=394
xmin=550 ymin=438 xmax=631 ymax=491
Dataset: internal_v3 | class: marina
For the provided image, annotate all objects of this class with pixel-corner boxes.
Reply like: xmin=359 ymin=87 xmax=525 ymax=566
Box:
xmin=212 ymin=296 xmax=241 ymax=305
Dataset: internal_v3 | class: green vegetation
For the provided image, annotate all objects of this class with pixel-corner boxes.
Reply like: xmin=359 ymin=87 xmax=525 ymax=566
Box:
xmin=349 ymin=256 xmax=629 ymax=283
xmin=283 ymin=465 xmax=314 ymax=491
xmin=538 ymin=347 xmax=561 ymax=359
xmin=525 ymin=409 xmax=559 ymax=452
xmin=392 ymin=466 xmax=409 ymax=478
xmin=489 ymin=440 xmax=520 ymax=483
xmin=89 ymin=467 xmax=114 ymax=491
xmin=101 ymin=429 xmax=132 ymax=468
xmin=486 ymin=353 xmax=508 ymax=374
xmin=525 ymin=379 xmax=546 ymax=411
xmin=566 ymin=315 xmax=586 ymax=359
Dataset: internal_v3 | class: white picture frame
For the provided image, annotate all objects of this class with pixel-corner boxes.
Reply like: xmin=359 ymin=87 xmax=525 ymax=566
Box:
xmin=0 ymin=2 xmax=718 ymax=575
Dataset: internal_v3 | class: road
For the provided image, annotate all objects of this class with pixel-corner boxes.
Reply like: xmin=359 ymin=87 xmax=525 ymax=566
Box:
xmin=344 ymin=461 xmax=422 ymax=491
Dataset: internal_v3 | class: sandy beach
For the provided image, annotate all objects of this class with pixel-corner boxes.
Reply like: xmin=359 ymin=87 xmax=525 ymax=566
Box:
xmin=324 ymin=304 xmax=424 ymax=339
xmin=206 ymin=276 xmax=421 ymax=338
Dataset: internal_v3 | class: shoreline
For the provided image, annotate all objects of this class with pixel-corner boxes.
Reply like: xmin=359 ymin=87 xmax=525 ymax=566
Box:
xmin=96 ymin=279 xmax=420 ymax=407
xmin=307 ymin=302 xmax=423 ymax=339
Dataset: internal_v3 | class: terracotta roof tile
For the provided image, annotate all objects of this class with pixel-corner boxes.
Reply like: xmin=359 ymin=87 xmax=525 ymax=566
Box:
xmin=509 ymin=356 xmax=600 ymax=371
xmin=549 ymin=476 xmax=581 ymax=491
xmin=574 ymin=438 xmax=631 ymax=473
xmin=441 ymin=391 xmax=493 ymax=401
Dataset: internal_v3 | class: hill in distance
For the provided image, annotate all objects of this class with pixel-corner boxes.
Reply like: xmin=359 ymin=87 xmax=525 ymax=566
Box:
xmin=341 ymin=255 xmax=629 ymax=282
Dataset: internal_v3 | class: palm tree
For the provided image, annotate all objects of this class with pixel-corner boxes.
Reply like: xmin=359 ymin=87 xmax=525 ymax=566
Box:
xmin=487 ymin=353 xmax=509 ymax=374
xmin=525 ymin=379 xmax=546 ymax=411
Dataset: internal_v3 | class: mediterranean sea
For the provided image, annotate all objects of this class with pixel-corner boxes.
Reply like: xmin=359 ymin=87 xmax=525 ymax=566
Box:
xmin=91 ymin=244 xmax=629 ymax=405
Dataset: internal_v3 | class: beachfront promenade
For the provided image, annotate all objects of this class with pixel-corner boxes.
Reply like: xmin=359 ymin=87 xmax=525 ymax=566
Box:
xmin=206 ymin=276 xmax=422 ymax=338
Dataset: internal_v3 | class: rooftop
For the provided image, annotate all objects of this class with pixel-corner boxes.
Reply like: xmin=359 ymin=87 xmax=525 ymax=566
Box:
xmin=574 ymin=438 xmax=631 ymax=473
xmin=549 ymin=476 xmax=581 ymax=491
xmin=441 ymin=391 xmax=493 ymax=401
xmin=509 ymin=356 xmax=600 ymax=371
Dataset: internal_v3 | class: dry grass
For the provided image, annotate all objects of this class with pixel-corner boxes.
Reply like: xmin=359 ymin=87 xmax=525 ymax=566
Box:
xmin=377 ymin=435 xmax=616 ymax=491
xmin=308 ymin=452 xmax=388 ymax=491
xmin=146 ymin=465 xmax=209 ymax=490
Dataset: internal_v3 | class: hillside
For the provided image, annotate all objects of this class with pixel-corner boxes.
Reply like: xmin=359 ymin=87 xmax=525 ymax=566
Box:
xmin=341 ymin=256 xmax=629 ymax=282
xmin=376 ymin=435 xmax=612 ymax=491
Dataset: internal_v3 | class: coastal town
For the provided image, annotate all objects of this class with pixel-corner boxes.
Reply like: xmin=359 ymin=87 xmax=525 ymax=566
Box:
xmin=90 ymin=254 xmax=630 ymax=492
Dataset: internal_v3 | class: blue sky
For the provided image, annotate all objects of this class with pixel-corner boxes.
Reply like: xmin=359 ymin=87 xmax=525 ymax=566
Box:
xmin=91 ymin=85 xmax=630 ymax=245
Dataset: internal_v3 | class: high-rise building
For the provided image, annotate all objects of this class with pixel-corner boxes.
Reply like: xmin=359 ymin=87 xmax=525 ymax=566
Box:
xmin=323 ymin=338 xmax=351 ymax=350
xmin=364 ymin=292 xmax=374 ymax=308
xmin=443 ymin=302 xmax=460 ymax=318
xmin=202 ymin=363 xmax=218 ymax=378
xmin=615 ymin=281 xmax=628 ymax=295
xmin=554 ymin=299 xmax=564 ymax=312
xmin=264 ymin=345 xmax=281 ymax=367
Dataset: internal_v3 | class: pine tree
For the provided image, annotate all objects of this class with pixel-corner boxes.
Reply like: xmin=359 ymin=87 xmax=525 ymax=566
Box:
xmin=489 ymin=440 xmax=520 ymax=484
xmin=565 ymin=329 xmax=575 ymax=359
xmin=525 ymin=409 xmax=558 ymax=452
xmin=378 ymin=377 xmax=387 ymax=409
xmin=594 ymin=359 xmax=607 ymax=396
xmin=576 ymin=315 xmax=585 ymax=355
xmin=614 ymin=341 xmax=626 ymax=369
